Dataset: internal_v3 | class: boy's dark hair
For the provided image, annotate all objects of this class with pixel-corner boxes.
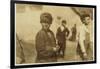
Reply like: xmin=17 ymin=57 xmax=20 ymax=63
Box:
xmin=62 ymin=20 xmax=67 ymax=24
xmin=80 ymin=14 xmax=90 ymax=22
xmin=40 ymin=12 xmax=53 ymax=24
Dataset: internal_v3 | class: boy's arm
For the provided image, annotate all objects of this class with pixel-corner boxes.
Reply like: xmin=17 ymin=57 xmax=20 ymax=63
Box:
xmin=79 ymin=38 xmax=87 ymax=58
xmin=66 ymin=27 xmax=72 ymax=39
xmin=78 ymin=26 xmax=87 ymax=57
xmin=79 ymin=38 xmax=86 ymax=53
xmin=35 ymin=32 xmax=48 ymax=56
xmin=77 ymin=26 xmax=87 ymax=57
xmin=51 ymin=31 xmax=60 ymax=52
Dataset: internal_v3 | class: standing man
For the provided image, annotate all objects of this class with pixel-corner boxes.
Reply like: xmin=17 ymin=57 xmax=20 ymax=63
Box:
xmin=35 ymin=12 xmax=58 ymax=63
xmin=76 ymin=14 xmax=93 ymax=61
xmin=56 ymin=20 xmax=71 ymax=58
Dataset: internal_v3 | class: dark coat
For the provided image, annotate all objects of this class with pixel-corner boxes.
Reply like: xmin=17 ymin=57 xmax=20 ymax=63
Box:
xmin=35 ymin=29 xmax=57 ymax=63
xmin=56 ymin=27 xmax=69 ymax=43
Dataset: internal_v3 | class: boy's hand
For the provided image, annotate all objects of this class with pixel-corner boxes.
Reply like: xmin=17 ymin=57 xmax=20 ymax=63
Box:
xmin=83 ymin=52 xmax=88 ymax=60
xmin=56 ymin=45 xmax=60 ymax=51
xmin=53 ymin=45 xmax=60 ymax=52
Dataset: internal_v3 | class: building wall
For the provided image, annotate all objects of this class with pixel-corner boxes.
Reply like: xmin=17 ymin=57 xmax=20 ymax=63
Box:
xmin=16 ymin=4 xmax=82 ymax=41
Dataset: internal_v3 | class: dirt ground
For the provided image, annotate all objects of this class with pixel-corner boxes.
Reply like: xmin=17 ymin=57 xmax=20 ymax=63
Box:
xmin=16 ymin=40 xmax=84 ymax=64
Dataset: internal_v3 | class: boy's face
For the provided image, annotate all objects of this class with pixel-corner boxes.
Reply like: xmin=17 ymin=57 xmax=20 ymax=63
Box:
xmin=83 ymin=16 xmax=91 ymax=25
xmin=41 ymin=22 xmax=51 ymax=30
xmin=62 ymin=23 xmax=66 ymax=27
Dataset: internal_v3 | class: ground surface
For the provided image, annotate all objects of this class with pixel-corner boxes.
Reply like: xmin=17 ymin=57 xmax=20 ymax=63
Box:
xmin=16 ymin=40 xmax=84 ymax=64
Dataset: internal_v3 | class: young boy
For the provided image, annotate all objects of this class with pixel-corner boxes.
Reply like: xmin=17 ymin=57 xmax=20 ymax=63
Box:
xmin=76 ymin=14 xmax=93 ymax=60
xmin=35 ymin=12 xmax=59 ymax=63
xmin=56 ymin=20 xmax=70 ymax=58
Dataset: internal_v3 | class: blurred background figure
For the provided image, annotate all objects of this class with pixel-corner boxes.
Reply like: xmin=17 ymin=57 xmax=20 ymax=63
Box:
xmin=56 ymin=20 xmax=71 ymax=58
xmin=69 ymin=24 xmax=77 ymax=41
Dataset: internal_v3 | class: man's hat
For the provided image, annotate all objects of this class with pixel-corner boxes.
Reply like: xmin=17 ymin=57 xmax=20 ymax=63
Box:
xmin=40 ymin=12 xmax=53 ymax=24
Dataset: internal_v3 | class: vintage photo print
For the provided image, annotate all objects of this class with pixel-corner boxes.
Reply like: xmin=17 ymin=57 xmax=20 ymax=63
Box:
xmin=11 ymin=0 xmax=96 ymax=68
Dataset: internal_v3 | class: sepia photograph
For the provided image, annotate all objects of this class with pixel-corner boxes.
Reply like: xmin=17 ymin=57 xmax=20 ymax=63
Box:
xmin=11 ymin=0 xmax=96 ymax=68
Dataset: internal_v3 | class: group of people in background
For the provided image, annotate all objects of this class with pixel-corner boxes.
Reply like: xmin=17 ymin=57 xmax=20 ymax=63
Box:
xmin=35 ymin=12 xmax=93 ymax=63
